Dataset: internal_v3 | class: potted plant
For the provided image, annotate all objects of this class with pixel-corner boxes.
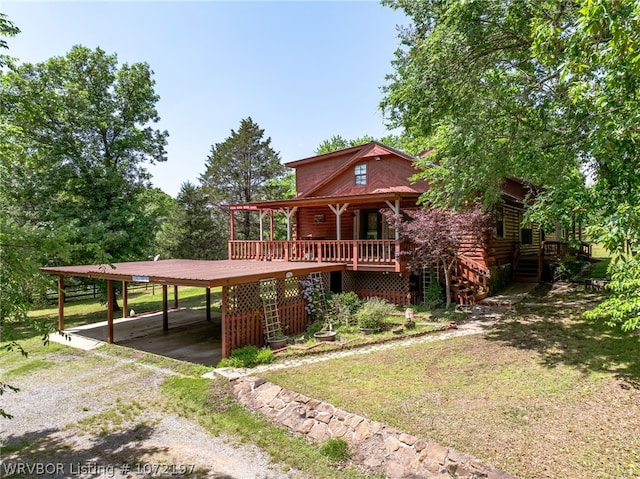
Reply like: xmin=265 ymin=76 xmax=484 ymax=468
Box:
xmin=266 ymin=326 xmax=289 ymax=350
xmin=313 ymin=313 xmax=337 ymax=342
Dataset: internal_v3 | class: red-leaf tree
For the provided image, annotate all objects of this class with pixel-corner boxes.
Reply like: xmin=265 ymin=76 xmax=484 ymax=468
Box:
xmin=385 ymin=206 xmax=494 ymax=308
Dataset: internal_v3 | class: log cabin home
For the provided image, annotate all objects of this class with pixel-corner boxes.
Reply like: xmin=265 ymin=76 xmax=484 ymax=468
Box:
xmin=228 ymin=141 xmax=589 ymax=306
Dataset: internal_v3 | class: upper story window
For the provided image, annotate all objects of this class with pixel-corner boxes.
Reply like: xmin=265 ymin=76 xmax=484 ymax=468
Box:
xmin=495 ymin=206 xmax=504 ymax=238
xmin=354 ymin=164 xmax=367 ymax=185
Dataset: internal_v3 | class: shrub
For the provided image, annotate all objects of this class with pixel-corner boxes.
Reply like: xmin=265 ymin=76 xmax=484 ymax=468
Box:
xmin=328 ymin=291 xmax=363 ymax=326
xmin=216 ymin=346 xmax=274 ymax=368
xmin=424 ymin=280 xmax=444 ymax=309
xmin=319 ymin=438 xmax=351 ymax=462
xmin=356 ymin=297 xmax=396 ymax=330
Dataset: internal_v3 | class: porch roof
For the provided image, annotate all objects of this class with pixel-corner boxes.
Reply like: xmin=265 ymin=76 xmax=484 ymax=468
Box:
xmin=41 ymin=259 xmax=346 ymax=288
xmin=227 ymin=189 xmax=421 ymax=211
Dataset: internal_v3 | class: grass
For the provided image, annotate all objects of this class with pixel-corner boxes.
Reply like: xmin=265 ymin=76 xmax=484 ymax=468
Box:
xmin=262 ymin=285 xmax=640 ymax=479
xmin=12 ymin=286 xmax=220 ymax=341
xmin=161 ymin=377 xmax=371 ymax=478
xmin=1 ymin=337 xmax=372 ymax=478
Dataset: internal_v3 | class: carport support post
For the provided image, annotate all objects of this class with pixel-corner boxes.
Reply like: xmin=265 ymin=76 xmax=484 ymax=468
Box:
xmin=206 ymin=288 xmax=211 ymax=322
xmin=162 ymin=284 xmax=169 ymax=331
xmin=107 ymin=279 xmax=114 ymax=343
xmin=221 ymin=286 xmax=229 ymax=358
xmin=122 ymin=281 xmax=128 ymax=318
xmin=57 ymin=275 xmax=65 ymax=331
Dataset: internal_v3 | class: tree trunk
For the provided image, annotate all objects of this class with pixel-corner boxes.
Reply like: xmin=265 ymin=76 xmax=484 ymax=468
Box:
xmin=444 ymin=260 xmax=453 ymax=309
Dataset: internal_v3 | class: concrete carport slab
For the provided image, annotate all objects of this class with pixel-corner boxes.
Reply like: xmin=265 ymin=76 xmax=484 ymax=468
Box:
xmin=54 ymin=308 xmax=223 ymax=366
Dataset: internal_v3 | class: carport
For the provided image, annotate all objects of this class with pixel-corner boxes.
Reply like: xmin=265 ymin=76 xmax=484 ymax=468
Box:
xmin=41 ymin=259 xmax=345 ymax=359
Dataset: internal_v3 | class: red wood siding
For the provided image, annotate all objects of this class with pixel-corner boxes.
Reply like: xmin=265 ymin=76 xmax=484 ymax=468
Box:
xmin=295 ymin=151 xmax=355 ymax=196
xmin=296 ymin=206 xmax=355 ymax=240
xmin=311 ymin=156 xmax=427 ymax=197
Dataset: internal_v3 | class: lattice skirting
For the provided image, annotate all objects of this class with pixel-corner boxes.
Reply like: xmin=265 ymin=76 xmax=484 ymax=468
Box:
xmin=222 ymin=272 xmax=329 ymax=357
xmin=342 ymin=271 xmax=410 ymax=306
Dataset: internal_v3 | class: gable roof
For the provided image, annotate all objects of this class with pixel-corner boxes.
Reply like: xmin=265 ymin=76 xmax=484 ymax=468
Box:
xmin=286 ymin=141 xmax=416 ymax=198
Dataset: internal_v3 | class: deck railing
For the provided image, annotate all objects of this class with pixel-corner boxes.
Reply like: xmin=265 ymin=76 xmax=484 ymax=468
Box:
xmin=228 ymin=240 xmax=403 ymax=271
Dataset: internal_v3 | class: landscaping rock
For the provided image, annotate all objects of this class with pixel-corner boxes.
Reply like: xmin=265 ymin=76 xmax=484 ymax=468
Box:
xmin=231 ymin=376 xmax=516 ymax=479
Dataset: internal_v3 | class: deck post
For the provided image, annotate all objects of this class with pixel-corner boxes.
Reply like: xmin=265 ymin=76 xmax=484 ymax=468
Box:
xmin=221 ymin=286 xmax=229 ymax=358
xmin=107 ymin=279 xmax=114 ymax=343
xmin=162 ymin=284 xmax=168 ymax=331
xmin=206 ymin=287 xmax=211 ymax=322
xmin=352 ymin=242 xmax=359 ymax=270
xmin=174 ymin=285 xmax=179 ymax=308
xmin=269 ymin=211 xmax=274 ymax=240
xmin=57 ymin=275 xmax=65 ymax=331
xmin=122 ymin=281 xmax=129 ymax=318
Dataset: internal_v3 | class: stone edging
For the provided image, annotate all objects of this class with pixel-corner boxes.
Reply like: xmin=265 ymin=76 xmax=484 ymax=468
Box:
xmin=231 ymin=376 xmax=515 ymax=479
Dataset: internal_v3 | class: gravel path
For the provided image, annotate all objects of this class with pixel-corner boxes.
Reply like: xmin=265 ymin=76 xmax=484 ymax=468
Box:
xmin=1 ymin=349 xmax=300 ymax=479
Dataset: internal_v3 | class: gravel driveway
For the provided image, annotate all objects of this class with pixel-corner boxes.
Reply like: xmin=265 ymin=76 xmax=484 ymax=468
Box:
xmin=1 ymin=346 xmax=300 ymax=479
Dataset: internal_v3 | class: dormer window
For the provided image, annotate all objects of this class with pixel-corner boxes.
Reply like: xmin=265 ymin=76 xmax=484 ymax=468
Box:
xmin=355 ymin=164 xmax=367 ymax=185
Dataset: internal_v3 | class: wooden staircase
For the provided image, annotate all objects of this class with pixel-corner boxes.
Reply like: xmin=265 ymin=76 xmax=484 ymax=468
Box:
xmin=449 ymin=257 xmax=490 ymax=305
xmin=512 ymin=254 xmax=541 ymax=283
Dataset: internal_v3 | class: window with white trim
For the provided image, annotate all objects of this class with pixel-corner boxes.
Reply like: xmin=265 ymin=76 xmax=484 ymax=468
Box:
xmin=354 ymin=164 xmax=367 ymax=185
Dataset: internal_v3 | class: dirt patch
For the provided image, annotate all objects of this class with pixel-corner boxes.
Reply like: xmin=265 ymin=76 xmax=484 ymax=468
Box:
xmin=0 ymin=345 xmax=298 ymax=479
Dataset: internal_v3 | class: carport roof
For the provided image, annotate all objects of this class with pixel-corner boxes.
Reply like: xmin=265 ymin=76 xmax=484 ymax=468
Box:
xmin=41 ymin=259 xmax=346 ymax=288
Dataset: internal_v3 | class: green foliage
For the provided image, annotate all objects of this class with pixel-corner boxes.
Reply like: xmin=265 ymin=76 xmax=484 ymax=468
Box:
xmin=328 ymin=292 xmax=363 ymax=326
xmin=423 ymin=280 xmax=443 ymax=310
xmin=156 ymin=181 xmax=227 ymax=260
xmin=2 ymin=45 xmax=168 ymax=266
xmin=356 ymin=297 xmax=396 ymax=330
xmin=585 ymin=256 xmax=640 ymax=332
xmin=200 ymin=117 xmax=285 ymax=240
xmin=319 ymin=438 xmax=351 ymax=462
xmin=216 ymin=346 xmax=274 ymax=368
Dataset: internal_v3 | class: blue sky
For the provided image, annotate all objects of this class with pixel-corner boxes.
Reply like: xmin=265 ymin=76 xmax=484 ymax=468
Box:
xmin=3 ymin=1 xmax=408 ymax=197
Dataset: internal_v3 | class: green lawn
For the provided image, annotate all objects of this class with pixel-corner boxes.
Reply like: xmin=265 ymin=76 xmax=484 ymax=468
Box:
xmin=262 ymin=286 xmax=640 ymax=479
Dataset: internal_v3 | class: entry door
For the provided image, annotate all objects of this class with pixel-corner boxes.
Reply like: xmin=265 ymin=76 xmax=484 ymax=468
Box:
xmin=362 ymin=210 xmax=380 ymax=240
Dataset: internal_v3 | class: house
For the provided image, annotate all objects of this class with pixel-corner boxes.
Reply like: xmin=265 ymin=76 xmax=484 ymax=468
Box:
xmin=228 ymin=141 xmax=583 ymax=306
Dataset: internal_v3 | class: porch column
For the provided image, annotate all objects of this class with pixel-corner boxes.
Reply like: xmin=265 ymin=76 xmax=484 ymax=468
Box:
xmin=174 ymin=285 xmax=179 ymax=308
xmin=259 ymin=210 xmax=269 ymax=241
xmin=122 ymin=281 xmax=129 ymax=318
xmin=57 ymin=275 xmax=65 ymax=331
xmin=162 ymin=284 xmax=168 ymax=331
xmin=281 ymin=207 xmax=298 ymax=241
xmin=107 ymin=279 xmax=114 ymax=344
xmin=228 ymin=209 xmax=235 ymax=259
xmin=328 ymin=203 xmax=349 ymax=241
xmin=269 ymin=211 xmax=274 ymax=241
xmin=385 ymin=199 xmax=401 ymax=241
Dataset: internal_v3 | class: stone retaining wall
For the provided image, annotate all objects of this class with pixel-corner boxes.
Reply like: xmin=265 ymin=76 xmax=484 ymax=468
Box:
xmin=232 ymin=376 xmax=515 ymax=479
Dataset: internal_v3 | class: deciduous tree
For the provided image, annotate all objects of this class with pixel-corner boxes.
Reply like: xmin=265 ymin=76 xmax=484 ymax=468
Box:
xmin=385 ymin=206 xmax=493 ymax=309
xmin=2 ymin=45 xmax=169 ymax=267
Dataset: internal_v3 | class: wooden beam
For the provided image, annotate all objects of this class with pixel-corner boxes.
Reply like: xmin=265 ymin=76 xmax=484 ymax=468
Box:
xmin=162 ymin=284 xmax=168 ymax=331
xmin=107 ymin=279 xmax=114 ymax=343
xmin=122 ymin=281 xmax=129 ymax=318
xmin=57 ymin=275 xmax=65 ymax=331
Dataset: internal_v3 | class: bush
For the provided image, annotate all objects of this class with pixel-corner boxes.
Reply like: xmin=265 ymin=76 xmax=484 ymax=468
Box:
xmin=216 ymin=346 xmax=274 ymax=368
xmin=424 ymin=281 xmax=443 ymax=309
xmin=356 ymin=297 xmax=396 ymax=330
xmin=319 ymin=438 xmax=351 ymax=462
xmin=327 ymin=292 xmax=363 ymax=327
